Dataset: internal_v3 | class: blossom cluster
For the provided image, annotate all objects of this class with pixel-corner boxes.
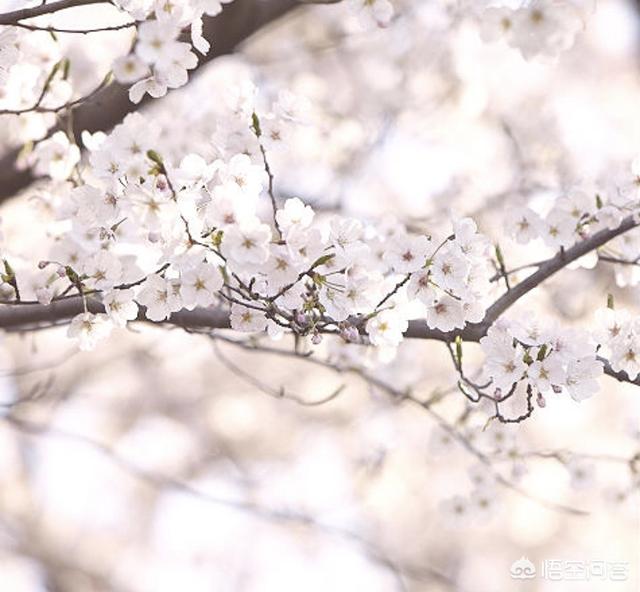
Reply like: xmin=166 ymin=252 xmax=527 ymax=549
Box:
xmin=504 ymin=188 xmax=616 ymax=250
xmin=595 ymin=307 xmax=640 ymax=381
xmin=0 ymin=0 xmax=597 ymax=141
xmin=479 ymin=0 xmax=590 ymax=59
xmin=0 ymin=27 xmax=70 ymax=141
xmin=480 ymin=317 xmax=603 ymax=403
xmin=504 ymin=160 xmax=640 ymax=286
xmin=8 ymin=70 xmax=640 ymax=409
xmin=13 ymin=77 xmax=495 ymax=353
xmin=0 ymin=0 xmax=235 ymax=131
xmin=111 ymin=0 xmax=229 ymax=104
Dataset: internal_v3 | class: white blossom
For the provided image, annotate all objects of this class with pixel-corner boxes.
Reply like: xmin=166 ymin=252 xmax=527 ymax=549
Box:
xmin=275 ymin=197 xmax=314 ymax=235
xmin=103 ymin=289 xmax=139 ymax=327
xmin=425 ymin=293 xmax=465 ymax=333
xmin=221 ymin=220 xmax=271 ymax=268
xmin=180 ymin=262 xmax=223 ymax=309
xmin=30 ymin=132 xmax=80 ymax=181
xmin=229 ymin=304 xmax=268 ymax=333
xmin=137 ymin=274 xmax=182 ymax=321
xmin=67 ymin=312 xmax=113 ymax=351
xmin=383 ymin=233 xmax=430 ymax=274
xmin=366 ymin=310 xmax=407 ymax=348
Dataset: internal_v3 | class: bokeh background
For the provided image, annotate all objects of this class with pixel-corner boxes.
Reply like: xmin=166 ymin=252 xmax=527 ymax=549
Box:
xmin=0 ymin=0 xmax=639 ymax=590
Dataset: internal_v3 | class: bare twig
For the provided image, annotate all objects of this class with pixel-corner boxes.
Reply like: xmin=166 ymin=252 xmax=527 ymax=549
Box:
xmin=3 ymin=413 xmax=456 ymax=591
xmin=0 ymin=0 xmax=110 ymax=25
xmin=10 ymin=20 xmax=136 ymax=34
xmin=213 ymin=336 xmax=589 ymax=516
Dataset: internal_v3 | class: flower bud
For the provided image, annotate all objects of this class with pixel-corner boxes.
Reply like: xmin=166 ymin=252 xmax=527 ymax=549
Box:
xmin=340 ymin=325 xmax=359 ymax=343
xmin=294 ymin=311 xmax=308 ymax=327
xmin=311 ymin=332 xmax=322 ymax=345
xmin=155 ymin=175 xmax=168 ymax=192
xmin=536 ymin=393 xmax=546 ymax=408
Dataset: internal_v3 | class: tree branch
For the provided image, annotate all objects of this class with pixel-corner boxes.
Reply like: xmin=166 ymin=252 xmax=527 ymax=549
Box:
xmin=0 ymin=295 xmax=231 ymax=332
xmin=480 ymin=215 xmax=640 ymax=327
xmin=0 ymin=216 xmax=638 ymax=387
xmin=212 ymin=335 xmax=590 ymax=516
xmin=597 ymin=356 xmax=640 ymax=387
xmin=0 ymin=0 xmax=109 ymax=25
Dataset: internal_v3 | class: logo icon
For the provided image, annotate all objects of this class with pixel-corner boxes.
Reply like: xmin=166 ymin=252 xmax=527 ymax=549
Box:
xmin=510 ymin=556 xmax=537 ymax=580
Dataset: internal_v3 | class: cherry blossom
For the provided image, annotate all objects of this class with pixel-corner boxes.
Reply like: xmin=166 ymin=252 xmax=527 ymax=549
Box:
xmin=366 ymin=310 xmax=408 ymax=348
xmin=479 ymin=0 xmax=587 ymax=59
xmin=348 ymin=0 xmax=394 ymax=28
xmin=180 ymin=262 xmax=223 ymax=309
xmin=67 ymin=312 xmax=113 ymax=351
xmin=383 ymin=232 xmax=430 ymax=274
xmin=2 ymin=4 xmax=639 ymax=422
xmin=29 ymin=132 xmax=80 ymax=181
xmin=137 ymin=274 xmax=182 ymax=321
xmin=103 ymin=289 xmax=140 ymax=327
xmin=229 ymin=303 xmax=268 ymax=332
xmin=220 ymin=220 xmax=272 ymax=268
xmin=275 ymin=197 xmax=314 ymax=235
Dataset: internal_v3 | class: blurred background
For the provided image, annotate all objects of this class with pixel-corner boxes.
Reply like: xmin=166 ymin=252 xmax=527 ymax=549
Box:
xmin=0 ymin=0 xmax=639 ymax=590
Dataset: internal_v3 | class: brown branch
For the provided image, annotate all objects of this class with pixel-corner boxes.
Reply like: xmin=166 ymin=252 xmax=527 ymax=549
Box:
xmin=0 ymin=295 xmax=231 ymax=332
xmin=0 ymin=70 xmax=112 ymax=116
xmin=212 ymin=337 xmax=345 ymax=406
xmin=10 ymin=21 xmax=136 ymax=34
xmin=479 ymin=214 xmax=640 ymax=327
xmin=0 ymin=0 xmax=109 ymax=25
xmin=597 ymin=356 xmax=640 ymax=387
xmin=0 ymin=0 xmax=300 ymax=201
xmin=0 ymin=216 xmax=638 ymax=387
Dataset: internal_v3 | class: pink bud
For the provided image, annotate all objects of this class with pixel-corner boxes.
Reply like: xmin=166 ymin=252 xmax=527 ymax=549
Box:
xmin=537 ymin=393 xmax=546 ymax=408
xmin=155 ymin=175 xmax=168 ymax=192
xmin=311 ymin=333 xmax=322 ymax=345
xmin=341 ymin=325 xmax=359 ymax=343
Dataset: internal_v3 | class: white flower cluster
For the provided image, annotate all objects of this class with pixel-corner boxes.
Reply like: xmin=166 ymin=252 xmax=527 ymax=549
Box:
xmin=0 ymin=27 xmax=71 ymax=140
xmin=480 ymin=318 xmax=603 ymax=403
xmin=506 ymin=180 xmax=639 ymax=251
xmin=16 ymin=78 xmax=496 ymax=352
xmin=0 ymin=0 xmax=235 ymax=121
xmin=504 ymin=159 xmax=640 ymax=288
xmin=111 ymin=0 xmax=236 ymax=103
xmin=28 ymin=131 xmax=80 ymax=181
xmin=479 ymin=0 xmax=588 ymax=59
xmin=595 ymin=307 xmax=640 ymax=381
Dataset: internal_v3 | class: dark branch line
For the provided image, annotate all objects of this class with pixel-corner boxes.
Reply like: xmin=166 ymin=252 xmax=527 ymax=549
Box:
xmin=0 ymin=0 xmax=110 ymax=25
xmin=0 ymin=215 xmax=638 ymax=387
